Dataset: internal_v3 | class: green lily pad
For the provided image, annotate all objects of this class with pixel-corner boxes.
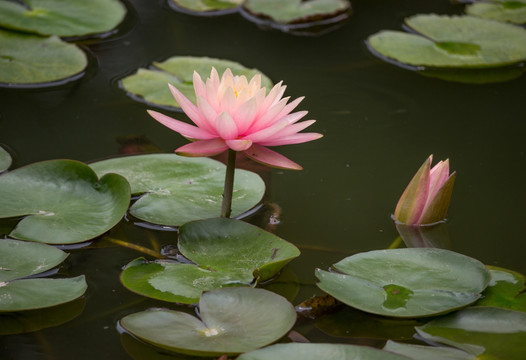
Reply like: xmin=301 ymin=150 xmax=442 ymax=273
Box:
xmin=0 ymin=297 xmax=85 ymax=334
xmin=367 ymin=14 xmax=526 ymax=68
xmin=0 ymin=239 xmax=87 ymax=312
xmin=474 ymin=266 xmax=526 ymax=312
xmin=0 ymin=29 xmax=87 ymax=85
xmin=383 ymin=340 xmax=476 ymax=360
xmin=466 ymin=0 xmax=526 ymax=25
xmin=0 ymin=145 xmax=12 ymax=172
xmin=0 ymin=0 xmax=127 ymax=37
xmin=0 ymin=238 xmax=67 ymax=282
xmin=416 ymin=307 xmax=526 ymax=359
xmin=315 ymin=248 xmax=491 ymax=318
xmin=171 ymin=0 xmax=243 ymax=12
xmin=0 ymin=160 xmax=130 ymax=244
xmin=121 ymin=218 xmax=300 ymax=303
xmin=120 ymin=287 xmax=296 ymax=356
xmin=0 ymin=276 xmax=87 ymax=312
xmin=91 ymin=154 xmax=265 ymax=226
xmin=120 ymin=56 xmax=273 ymax=109
xmin=237 ymin=343 xmax=411 ymax=360
xmin=242 ymin=0 xmax=351 ymax=24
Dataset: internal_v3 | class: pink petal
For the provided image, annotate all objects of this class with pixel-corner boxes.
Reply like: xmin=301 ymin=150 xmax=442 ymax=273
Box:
xmin=272 ymin=119 xmax=316 ymax=139
xmin=193 ymin=71 xmax=206 ymax=99
xmin=273 ymin=97 xmax=304 ymax=123
xmin=168 ymin=84 xmax=208 ymax=130
xmin=226 ymin=139 xmax=252 ymax=151
xmin=248 ymin=74 xmax=261 ymax=89
xmin=234 ymin=97 xmax=257 ymax=135
xmin=281 ymin=110 xmax=308 ymax=125
xmin=261 ymin=132 xmax=323 ymax=147
xmin=258 ymin=81 xmax=284 ymax=115
xmin=196 ymin=95 xmax=219 ymax=131
xmin=244 ymin=118 xmax=290 ymax=143
xmin=147 ymin=110 xmax=215 ymax=140
xmin=249 ymin=97 xmax=289 ymax=133
xmin=244 ymin=144 xmax=302 ymax=170
xmin=175 ymin=138 xmax=228 ymax=157
xmin=215 ymin=111 xmax=239 ymax=139
xmin=221 ymin=87 xmax=238 ymax=115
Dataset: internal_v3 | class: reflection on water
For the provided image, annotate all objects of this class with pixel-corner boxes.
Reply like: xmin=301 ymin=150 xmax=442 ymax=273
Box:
xmin=1 ymin=0 xmax=525 ymax=358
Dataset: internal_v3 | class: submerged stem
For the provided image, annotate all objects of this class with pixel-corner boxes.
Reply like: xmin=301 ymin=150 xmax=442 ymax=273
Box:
xmin=220 ymin=149 xmax=236 ymax=218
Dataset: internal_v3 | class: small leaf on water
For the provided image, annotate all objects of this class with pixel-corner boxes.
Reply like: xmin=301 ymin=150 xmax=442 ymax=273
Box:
xmin=383 ymin=284 xmax=414 ymax=310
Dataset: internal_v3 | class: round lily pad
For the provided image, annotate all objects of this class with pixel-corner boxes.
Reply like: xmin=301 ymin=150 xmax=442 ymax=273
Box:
xmin=237 ymin=343 xmax=410 ymax=360
xmin=0 ymin=239 xmax=88 ymax=312
xmin=384 ymin=340 xmax=476 ymax=360
xmin=474 ymin=266 xmax=526 ymax=312
xmin=120 ymin=287 xmax=296 ymax=356
xmin=416 ymin=307 xmax=526 ymax=359
xmin=170 ymin=0 xmax=243 ymax=13
xmin=120 ymin=218 xmax=300 ymax=303
xmin=466 ymin=0 xmax=526 ymax=25
xmin=315 ymin=248 xmax=491 ymax=318
xmin=90 ymin=154 xmax=265 ymax=226
xmin=0 ymin=160 xmax=131 ymax=244
xmin=119 ymin=56 xmax=273 ymax=109
xmin=367 ymin=14 xmax=526 ymax=68
xmin=0 ymin=145 xmax=12 ymax=172
xmin=0 ymin=29 xmax=87 ymax=86
xmin=242 ymin=0 xmax=350 ymax=24
xmin=0 ymin=0 xmax=127 ymax=37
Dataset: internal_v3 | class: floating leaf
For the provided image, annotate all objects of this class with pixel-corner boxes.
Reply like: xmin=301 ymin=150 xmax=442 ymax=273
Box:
xmin=0 ymin=29 xmax=87 ymax=86
xmin=120 ymin=56 xmax=272 ymax=109
xmin=121 ymin=218 xmax=300 ymax=303
xmin=466 ymin=0 xmax=526 ymax=25
xmin=0 ymin=146 xmax=12 ymax=172
xmin=0 ymin=297 xmax=86 ymax=334
xmin=0 ymin=276 xmax=87 ymax=312
xmin=315 ymin=248 xmax=490 ymax=318
xmin=0 ymin=0 xmax=127 ymax=37
xmin=0 ymin=238 xmax=67 ymax=282
xmin=367 ymin=14 xmax=526 ymax=68
xmin=383 ymin=340 xmax=476 ymax=360
xmin=474 ymin=266 xmax=526 ymax=312
xmin=170 ymin=0 xmax=243 ymax=12
xmin=242 ymin=0 xmax=350 ymax=24
xmin=120 ymin=287 xmax=296 ymax=356
xmin=416 ymin=307 xmax=526 ymax=359
xmin=237 ymin=343 xmax=410 ymax=360
xmin=0 ymin=239 xmax=87 ymax=312
xmin=91 ymin=154 xmax=265 ymax=226
xmin=0 ymin=160 xmax=130 ymax=244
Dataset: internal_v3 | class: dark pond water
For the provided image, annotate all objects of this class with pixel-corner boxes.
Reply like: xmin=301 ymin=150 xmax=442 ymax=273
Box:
xmin=1 ymin=0 xmax=525 ymax=358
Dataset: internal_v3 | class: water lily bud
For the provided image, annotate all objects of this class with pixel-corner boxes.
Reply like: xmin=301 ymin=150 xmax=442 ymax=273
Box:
xmin=394 ymin=155 xmax=456 ymax=225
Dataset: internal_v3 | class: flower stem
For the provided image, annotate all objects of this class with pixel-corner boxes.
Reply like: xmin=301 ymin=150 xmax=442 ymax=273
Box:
xmin=220 ymin=149 xmax=236 ymax=218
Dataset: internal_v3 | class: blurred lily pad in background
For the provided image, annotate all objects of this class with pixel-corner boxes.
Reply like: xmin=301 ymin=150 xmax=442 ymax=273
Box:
xmin=316 ymin=248 xmax=491 ymax=317
xmin=120 ymin=56 xmax=272 ymax=109
xmin=0 ymin=0 xmax=127 ymax=37
xmin=170 ymin=0 xmax=243 ymax=13
xmin=91 ymin=154 xmax=265 ymax=226
xmin=466 ymin=0 xmax=526 ymax=25
xmin=0 ymin=160 xmax=130 ymax=244
xmin=0 ymin=30 xmax=87 ymax=86
xmin=120 ymin=287 xmax=296 ymax=356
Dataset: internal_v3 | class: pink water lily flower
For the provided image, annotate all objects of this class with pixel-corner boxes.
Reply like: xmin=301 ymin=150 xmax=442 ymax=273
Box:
xmin=394 ymin=155 xmax=456 ymax=225
xmin=147 ymin=68 xmax=323 ymax=170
